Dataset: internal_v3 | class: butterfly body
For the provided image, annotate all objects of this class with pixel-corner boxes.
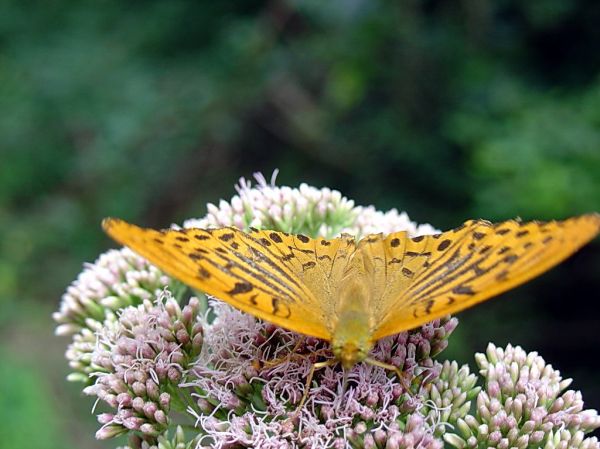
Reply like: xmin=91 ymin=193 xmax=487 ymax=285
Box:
xmin=331 ymin=275 xmax=373 ymax=368
xmin=103 ymin=213 xmax=600 ymax=371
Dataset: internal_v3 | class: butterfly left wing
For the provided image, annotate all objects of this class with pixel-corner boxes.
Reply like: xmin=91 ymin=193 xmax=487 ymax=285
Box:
xmin=371 ymin=213 xmax=600 ymax=340
xmin=102 ymin=218 xmax=333 ymax=339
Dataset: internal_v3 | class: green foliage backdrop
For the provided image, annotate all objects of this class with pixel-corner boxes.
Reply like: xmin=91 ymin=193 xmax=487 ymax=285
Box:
xmin=1 ymin=1 xmax=599 ymax=447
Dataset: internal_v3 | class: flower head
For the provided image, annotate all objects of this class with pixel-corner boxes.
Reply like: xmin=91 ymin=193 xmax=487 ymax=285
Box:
xmin=54 ymin=248 xmax=171 ymax=381
xmin=444 ymin=344 xmax=600 ymax=449
xmin=54 ymin=247 xmax=170 ymax=336
xmin=85 ymin=291 xmax=203 ymax=441
xmin=184 ymin=172 xmax=439 ymax=238
xmin=185 ymin=299 xmax=456 ymax=448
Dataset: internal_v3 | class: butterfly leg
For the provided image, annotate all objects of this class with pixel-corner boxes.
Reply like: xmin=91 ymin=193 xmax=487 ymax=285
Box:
xmin=262 ymin=336 xmax=307 ymax=368
xmin=262 ymin=337 xmax=331 ymax=370
xmin=364 ymin=357 xmax=414 ymax=396
xmin=293 ymin=359 xmax=338 ymax=415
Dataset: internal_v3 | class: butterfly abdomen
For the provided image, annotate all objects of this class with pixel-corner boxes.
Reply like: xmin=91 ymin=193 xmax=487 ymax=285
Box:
xmin=331 ymin=277 xmax=374 ymax=368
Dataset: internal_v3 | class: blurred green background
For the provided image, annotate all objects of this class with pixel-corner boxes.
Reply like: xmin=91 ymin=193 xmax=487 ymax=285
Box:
xmin=1 ymin=0 xmax=599 ymax=447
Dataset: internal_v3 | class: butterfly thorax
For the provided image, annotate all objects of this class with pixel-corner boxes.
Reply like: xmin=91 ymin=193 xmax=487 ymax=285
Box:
xmin=331 ymin=275 xmax=374 ymax=369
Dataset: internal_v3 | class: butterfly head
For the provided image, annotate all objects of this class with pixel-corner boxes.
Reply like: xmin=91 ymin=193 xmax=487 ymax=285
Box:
xmin=333 ymin=341 xmax=369 ymax=369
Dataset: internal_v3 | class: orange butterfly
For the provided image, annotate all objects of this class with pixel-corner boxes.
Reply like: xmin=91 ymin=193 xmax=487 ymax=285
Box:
xmin=103 ymin=214 xmax=599 ymax=373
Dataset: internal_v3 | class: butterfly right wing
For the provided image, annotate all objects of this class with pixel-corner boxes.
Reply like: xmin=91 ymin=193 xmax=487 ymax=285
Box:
xmin=371 ymin=214 xmax=600 ymax=340
xmin=102 ymin=218 xmax=333 ymax=339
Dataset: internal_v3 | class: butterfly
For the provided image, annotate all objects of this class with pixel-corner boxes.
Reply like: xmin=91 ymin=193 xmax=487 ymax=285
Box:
xmin=103 ymin=214 xmax=600 ymax=373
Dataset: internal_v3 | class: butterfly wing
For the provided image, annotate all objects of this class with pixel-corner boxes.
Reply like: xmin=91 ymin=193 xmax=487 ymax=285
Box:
xmin=102 ymin=218 xmax=341 ymax=339
xmin=247 ymin=230 xmax=357 ymax=315
xmin=371 ymin=213 xmax=600 ymax=340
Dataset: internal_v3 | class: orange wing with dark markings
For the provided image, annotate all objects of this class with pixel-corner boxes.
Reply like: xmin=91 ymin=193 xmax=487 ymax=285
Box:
xmin=371 ymin=213 xmax=600 ymax=339
xmin=102 ymin=218 xmax=354 ymax=340
xmin=104 ymin=213 xmax=600 ymax=346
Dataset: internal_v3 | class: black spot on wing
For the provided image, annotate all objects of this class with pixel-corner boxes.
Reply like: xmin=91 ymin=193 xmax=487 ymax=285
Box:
xmin=297 ymin=234 xmax=310 ymax=243
xmin=302 ymin=261 xmax=316 ymax=271
xmin=402 ymin=267 xmax=414 ymax=278
xmin=259 ymin=237 xmax=272 ymax=247
xmin=437 ymin=239 xmax=452 ymax=251
xmin=452 ymin=285 xmax=475 ymax=295
xmin=424 ymin=299 xmax=435 ymax=314
xmin=472 ymin=265 xmax=485 ymax=276
xmin=496 ymin=270 xmax=509 ymax=281
xmin=479 ymin=245 xmax=492 ymax=254
xmin=198 ymin=267 xmax=211 ymax=279
xmin=271 ymin=297 xmax=291 ymax=318
xmin=176 ymin=236 xmax=189 ymax=242
xmin=188 ymin=252 xmax=203 ymax=261
xmin=390 ymin=238 xmax=400 ymax=247
xmin=219 ymin=233 xmax=235 ymax=242
xmin=270 ymin=232 xmax=283 ymax=243
xmin=228 ymin=281 xmax=254 ymax=295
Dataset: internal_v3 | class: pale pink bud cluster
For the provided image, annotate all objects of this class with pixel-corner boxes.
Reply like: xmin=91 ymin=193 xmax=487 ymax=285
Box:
xmin=348 ymin=206 xmax=440 ymax=238
xmin=54 ymin=247 xmax=171 ymax=381
xmin=184 ymin=171 xmax=356 ymax=237
xmin=85 ymin=293 xmax=203 ymax=441
xmin=421 ymin=360 xmax=481 ymax=433
xmin=54 ymin=248 xmax=169 ymax=336
xmin=183 ymin=171 xmax=438 ymax=238
xmin=444 ymin=344 xmax=600 ymax=449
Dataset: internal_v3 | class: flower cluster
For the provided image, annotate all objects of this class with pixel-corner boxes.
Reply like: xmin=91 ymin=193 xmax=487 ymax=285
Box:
xmin=84 ymin=292 xmax=203 ymax=442
xmin=187 ymin=300 xmax=456 ymax=448
xmin=444 ymin=344 xmax=600 ymax=449
xmin=421 ymin=360 xmax=481 ymax=434
xmin=183 ymin=171 xmax=438 ymax=238
xmin=53 ymin=173 xmax=600 ymax=449
xmin=54 ymin=248 xmax=170 ymax=336
xmin=54 ymin=248 xmax=171 ymax=381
